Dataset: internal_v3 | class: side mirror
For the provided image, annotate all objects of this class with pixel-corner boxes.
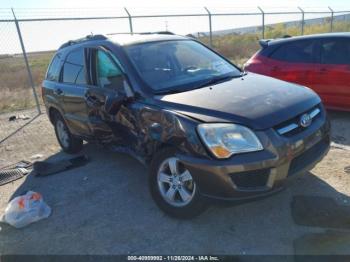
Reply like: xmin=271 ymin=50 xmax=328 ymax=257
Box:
xmin=86 ymin=78 xmax=134 ymax=115
xmin=105 ymin=80 xmax=134 ymax=115
xmin=85 ymin=88 xmax=105 ymax=108
xmin=104 ymin=92 xmax=126 ymax=115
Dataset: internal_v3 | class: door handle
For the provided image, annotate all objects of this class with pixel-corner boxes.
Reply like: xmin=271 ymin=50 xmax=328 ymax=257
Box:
xmin=86 ymin=94 xmax=103 ymax=106
xmin=54 ymin=88 xmax=63 ymax=95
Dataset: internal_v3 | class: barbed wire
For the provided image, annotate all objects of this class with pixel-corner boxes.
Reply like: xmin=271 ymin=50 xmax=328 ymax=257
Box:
xmin=0 ymin=7 xmax=349 ymax=21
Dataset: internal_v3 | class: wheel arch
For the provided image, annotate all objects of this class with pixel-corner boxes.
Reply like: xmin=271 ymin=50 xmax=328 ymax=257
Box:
xmin=48 ymin=106 xmax=62 ymax=124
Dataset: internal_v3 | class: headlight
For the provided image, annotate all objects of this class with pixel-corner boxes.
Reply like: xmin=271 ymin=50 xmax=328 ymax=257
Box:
xmin=197 ymin=123 xmax=263 ymax=159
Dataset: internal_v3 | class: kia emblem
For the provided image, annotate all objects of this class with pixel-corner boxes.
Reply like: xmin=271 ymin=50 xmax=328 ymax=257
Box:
xmin=300 ymin=113 xmax=312 ymax=128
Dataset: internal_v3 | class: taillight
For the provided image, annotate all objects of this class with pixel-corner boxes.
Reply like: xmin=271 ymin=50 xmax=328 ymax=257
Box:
xmin=244 ymin=53 xmax=262 ymax=71
xmin=244 ymin=58 xmax=255 ymax=70
xmin=244 ymin=58 xmax=253 ymax=68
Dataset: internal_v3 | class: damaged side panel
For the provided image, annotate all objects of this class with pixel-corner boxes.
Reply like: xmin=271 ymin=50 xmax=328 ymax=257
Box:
xmin=105 ymin=102 xmax=209 ymax=162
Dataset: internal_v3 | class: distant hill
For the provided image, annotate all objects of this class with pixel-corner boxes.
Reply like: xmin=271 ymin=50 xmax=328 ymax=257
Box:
xmin=195 ymin=13 xmax=350 ymax=37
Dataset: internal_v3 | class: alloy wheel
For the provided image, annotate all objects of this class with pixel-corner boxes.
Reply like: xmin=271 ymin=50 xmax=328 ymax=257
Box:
xmin=157 ymin=157 xmax=196 ymax=207
xmin=56 ymin=119 xmax=70 ymax=148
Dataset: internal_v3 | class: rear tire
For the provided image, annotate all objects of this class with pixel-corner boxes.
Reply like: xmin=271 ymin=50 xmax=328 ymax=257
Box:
xmin=149 ymin=148 xmax=207 ymax=219
xmin=53 ymin=112 xmax=83 ymax=154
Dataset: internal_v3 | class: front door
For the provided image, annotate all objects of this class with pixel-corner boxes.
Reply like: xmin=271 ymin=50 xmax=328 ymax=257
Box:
xmin=85 ymin=46 xmax=138 ymax=145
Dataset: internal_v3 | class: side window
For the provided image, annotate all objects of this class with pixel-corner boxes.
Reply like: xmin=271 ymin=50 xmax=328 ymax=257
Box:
xmin=270 ymin=40 xmax=317 ymax=63
xmin=95 ymin=50 xmax=124 ymax=91
xmin=62 ymin=48 xmax=87 ymax=85
xmin=46 ymin=54 xmax=61 ymax=81
xmin=321 ymin=39 xmax=350 ymax=65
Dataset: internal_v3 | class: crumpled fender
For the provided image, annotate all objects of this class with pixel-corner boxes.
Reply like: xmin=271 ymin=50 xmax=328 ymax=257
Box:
xmin=135 ymin=105 xmax=209 ymax=162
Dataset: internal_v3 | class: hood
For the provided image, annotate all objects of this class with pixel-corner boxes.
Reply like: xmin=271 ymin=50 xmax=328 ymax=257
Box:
xmin=154 ymin=73 xmax=321 ymax=130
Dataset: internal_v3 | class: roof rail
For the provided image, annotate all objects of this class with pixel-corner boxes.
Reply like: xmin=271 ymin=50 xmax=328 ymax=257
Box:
xmin=139 ymin=31 xmax=175 ymax=35
xmin=59 ymin=34 xmax=107 ymax=50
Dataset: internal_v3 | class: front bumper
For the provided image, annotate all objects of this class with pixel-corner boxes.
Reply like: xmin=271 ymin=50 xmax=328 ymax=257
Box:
xmin=178 ymin=109 xmax=331 ymax=202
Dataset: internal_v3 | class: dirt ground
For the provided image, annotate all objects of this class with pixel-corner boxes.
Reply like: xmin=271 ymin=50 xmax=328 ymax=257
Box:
xmin=0 ymin=108 xmax=349 ymax=256
xmin=0 ymin=108 xmax=59 ymax=168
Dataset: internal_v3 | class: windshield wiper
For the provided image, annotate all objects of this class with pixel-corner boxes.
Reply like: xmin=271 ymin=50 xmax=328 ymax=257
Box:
xmin=154 ymin=74 xmax=241 ymax=95
xmin=194 ymin=74 xmax=239 ymax=89
xmin=240 ymin=71 xmax=248 ymax=76
xmin=155 ymin=89 xmax=186 ymax=95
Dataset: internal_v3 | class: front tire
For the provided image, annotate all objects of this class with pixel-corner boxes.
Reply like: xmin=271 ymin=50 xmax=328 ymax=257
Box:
xmin=53 ymin=113 xmax=83 ymax=154
xmin=149 ymin=148 xmax=207 ymax=219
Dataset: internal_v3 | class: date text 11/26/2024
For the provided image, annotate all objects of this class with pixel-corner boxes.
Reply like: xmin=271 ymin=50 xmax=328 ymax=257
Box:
xmin=127 ymin=256 xmax=219 ymax=261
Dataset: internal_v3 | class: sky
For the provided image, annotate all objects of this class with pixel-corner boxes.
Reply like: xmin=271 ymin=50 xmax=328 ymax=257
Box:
xmin=0 ymin=0 xmax=350 ymax=54
xmin=1 ymin=0 xmax=350 ymax=9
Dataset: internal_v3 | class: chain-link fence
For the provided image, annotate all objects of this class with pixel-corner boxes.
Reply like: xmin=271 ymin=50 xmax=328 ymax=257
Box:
xmin=0 ymin=18 xmax=38 ymax=113
xmin=0 ymin=6 xmax=349 ymax=165
xmin=1 ymin=7 xmax=350 ymax=115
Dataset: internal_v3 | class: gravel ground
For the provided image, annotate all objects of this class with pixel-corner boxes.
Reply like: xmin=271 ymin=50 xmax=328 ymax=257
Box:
xmin=0 ymin=108 xmax=349 ymax=255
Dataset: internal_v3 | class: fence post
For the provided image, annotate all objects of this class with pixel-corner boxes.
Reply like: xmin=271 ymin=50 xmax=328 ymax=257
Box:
xmin=298 ymin=7 xmax=305 ymax=35
xmin=258 ymin=6 xmax=265 ymax=39
xmin=124 ymin=7 xmax=133 ymax=34
xmin=11 ymin=8 xmax=41 ymax=114
xmin=328 ymin=6 xmax=334 ymax=32
xmin=204 ymin=7 xmax=213 ymax=47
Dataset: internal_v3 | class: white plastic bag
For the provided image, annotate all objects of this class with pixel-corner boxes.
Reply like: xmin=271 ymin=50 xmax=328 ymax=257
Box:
xmin=2 ymin=191 xmax=51 ymax=228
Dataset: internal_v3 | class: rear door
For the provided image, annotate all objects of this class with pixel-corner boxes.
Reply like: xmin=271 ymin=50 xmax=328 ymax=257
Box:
xmin=42 ymin=53 xmax=63 ymax=109
xmin=314 ymin=37 xmax=350 ymax=109
xmin=59 ymin=47 xmax=92 ymax=137
xmin=267 ymin=39 xmax=319 ymax=88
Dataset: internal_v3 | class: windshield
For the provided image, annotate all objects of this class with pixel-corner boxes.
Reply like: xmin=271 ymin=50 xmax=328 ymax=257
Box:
xmin=124 ymin=40 xmax=242 ymax=94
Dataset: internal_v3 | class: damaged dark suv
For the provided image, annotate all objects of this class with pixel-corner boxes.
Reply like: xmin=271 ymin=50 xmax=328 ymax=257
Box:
xmin=42 ymin=33 xmax=330 ymax=218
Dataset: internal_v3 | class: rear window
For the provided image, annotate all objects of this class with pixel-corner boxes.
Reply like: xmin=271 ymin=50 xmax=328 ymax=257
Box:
xmin=62 ymin=48 xmax=87 ymax=85
xmin=270 ymin=40 xmax=317 ymax=63
xmin=321 ymin=38 xmax=350 ymax=65
xmin=46 ymin=54 xmax=61 ymax=81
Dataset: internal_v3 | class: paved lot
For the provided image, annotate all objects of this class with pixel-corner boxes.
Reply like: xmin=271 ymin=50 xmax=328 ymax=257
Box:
xmin=0 ymin=109 xmax=350 ymax=255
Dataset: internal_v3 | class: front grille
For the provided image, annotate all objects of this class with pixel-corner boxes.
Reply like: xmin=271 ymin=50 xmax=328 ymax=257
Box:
xmin=230 ymin=169 xmax=270 ymax=189
xmin=288 ymin=138 xmax=329 ymax=177
xmin=275 ymin=105 xmax=321 ymax=137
